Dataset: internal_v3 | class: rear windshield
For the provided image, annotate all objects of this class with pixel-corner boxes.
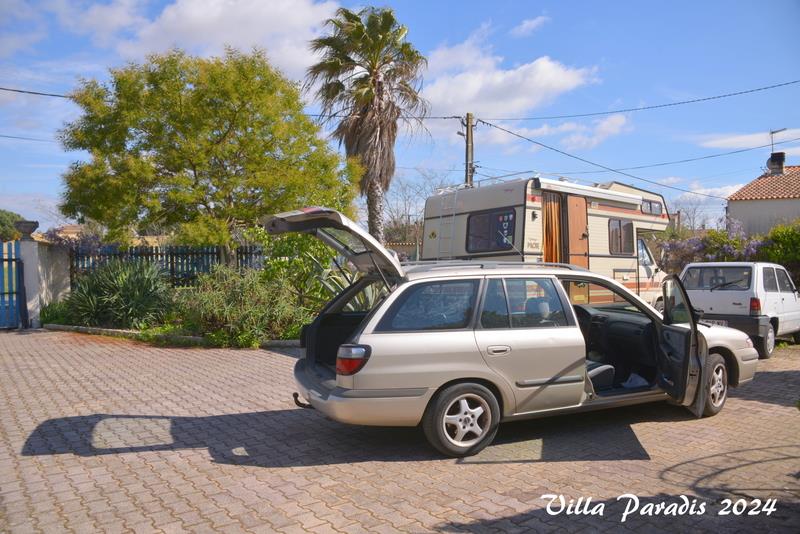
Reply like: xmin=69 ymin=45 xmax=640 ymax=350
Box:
xmin=682 ymin=266 xmax=752 ymax=291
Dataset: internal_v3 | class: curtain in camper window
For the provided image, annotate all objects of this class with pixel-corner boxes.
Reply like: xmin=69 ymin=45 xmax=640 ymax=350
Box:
xmin=543 ymin=192 xmax=562 ymax=263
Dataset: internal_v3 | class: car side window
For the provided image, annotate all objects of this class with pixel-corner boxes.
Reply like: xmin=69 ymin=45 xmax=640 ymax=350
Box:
xmin=776 ymin=269 xmax=795 ymax=293
xmin=763 ymin=267 xmax=778 ymax=292
xmin=480 ymin=279 xmax=510 ymax=328
xmin=376 ymin=279 xmax=479 ymax=332
xmin=505 ymin=278 xmax=568 ymax=328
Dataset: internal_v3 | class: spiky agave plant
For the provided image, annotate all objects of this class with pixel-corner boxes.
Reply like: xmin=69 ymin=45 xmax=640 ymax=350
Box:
xmin=67 ymin=260 xmax=172 ymax=329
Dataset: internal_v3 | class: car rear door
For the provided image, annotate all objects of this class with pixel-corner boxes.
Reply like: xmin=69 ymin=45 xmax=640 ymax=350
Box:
xmin=761 ymin=266 xmax=783 ymax=320
xmin=775 ymin=267 xmax=800 ymax=334
xmin=473 ymin=276 xmax=586 ymax=413
xmin=658 ymin=275 xmax=707 ymax=417
xmin=264 ymin=207 xmax=404 ymax=281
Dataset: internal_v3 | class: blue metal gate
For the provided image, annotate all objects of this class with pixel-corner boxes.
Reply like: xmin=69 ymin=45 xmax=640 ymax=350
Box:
xmin=0 ymin=241 xmax=23 ymax=329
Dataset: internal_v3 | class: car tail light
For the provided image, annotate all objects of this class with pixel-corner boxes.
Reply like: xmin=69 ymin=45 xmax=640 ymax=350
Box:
xmin=336 ymin=344 xmax=371 ymax=376
xmin=749 ymin=297 xmax=761 ymax=316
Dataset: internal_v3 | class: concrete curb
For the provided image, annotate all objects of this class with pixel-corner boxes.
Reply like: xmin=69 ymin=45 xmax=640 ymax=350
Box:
xmin=44 ymin=323 xmax=141 ymax=339
xmin=43 ymin=323 xmax=300 ymax=349
xmin=260 ymin=339 xmax=301 ymax=349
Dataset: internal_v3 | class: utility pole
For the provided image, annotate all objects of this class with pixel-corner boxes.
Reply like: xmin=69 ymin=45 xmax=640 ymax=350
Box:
xmin=463 ymin=112 xmax=475 ymax=186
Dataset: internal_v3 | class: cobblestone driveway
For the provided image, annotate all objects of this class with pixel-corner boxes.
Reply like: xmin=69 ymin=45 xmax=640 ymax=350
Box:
xmin=1 ymin=330 xmax=798 ymax=533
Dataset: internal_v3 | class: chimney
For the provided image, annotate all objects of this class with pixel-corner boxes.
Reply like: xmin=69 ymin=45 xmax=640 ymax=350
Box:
xmin=766 ymin=152 xmax=785 ymax=175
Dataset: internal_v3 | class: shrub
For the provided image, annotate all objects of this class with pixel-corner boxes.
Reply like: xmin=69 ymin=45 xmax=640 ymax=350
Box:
xmin=759 ymin=220 xmax=800 ymax=285
xmin=40 ymin=300 xmax=72 ymax=325
xmin=66 ymin=260 xmax=173 ymax=329
xmin=176 ymin=266 xmax=312 ymax=347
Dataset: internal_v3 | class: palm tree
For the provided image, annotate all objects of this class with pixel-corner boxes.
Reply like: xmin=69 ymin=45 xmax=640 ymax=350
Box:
xmin=306 ymin=7 xmax=427 ymax=243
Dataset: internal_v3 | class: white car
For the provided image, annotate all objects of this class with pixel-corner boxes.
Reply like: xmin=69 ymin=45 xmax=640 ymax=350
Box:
xmin=680 ymin=262 xmax=800 ymax=358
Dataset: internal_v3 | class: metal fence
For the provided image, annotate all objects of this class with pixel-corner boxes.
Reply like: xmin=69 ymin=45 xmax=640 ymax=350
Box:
xmin=71 ymin=245 xmax=264 ymax=287
xmin=1 ymin=241 xmax=24 ymax=328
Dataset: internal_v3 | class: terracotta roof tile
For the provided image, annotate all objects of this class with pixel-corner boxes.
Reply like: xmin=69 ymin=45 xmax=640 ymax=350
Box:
xmin=728 ymin=165 xmax=800 ymax=201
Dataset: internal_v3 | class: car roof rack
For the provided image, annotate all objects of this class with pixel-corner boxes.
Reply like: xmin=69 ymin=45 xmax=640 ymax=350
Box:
xmin=400 ymin=260 xmax=588 ymax=272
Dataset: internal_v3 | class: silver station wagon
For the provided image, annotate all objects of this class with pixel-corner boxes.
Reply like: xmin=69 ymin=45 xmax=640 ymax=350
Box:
xmin=267 ymin=208 xmax=759 ymax=457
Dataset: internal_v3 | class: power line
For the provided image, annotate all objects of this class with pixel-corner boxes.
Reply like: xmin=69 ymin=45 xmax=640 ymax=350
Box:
xmin=473 ymin=135 xmax=800 ymax=177
xmin=476 ymin=119 xmax=729 ymax=200
xmin=551 ymin=136 xmax=800 ymax=174
xmin=0 ymin=86 xmax=72 ymax=99
xmin=0 ymin=86 xmax=459 ymax=120
xmin=479 ymin=79 xmax=800 ymax=120
xmin=0 ymin=133 xmax=57 ymax=142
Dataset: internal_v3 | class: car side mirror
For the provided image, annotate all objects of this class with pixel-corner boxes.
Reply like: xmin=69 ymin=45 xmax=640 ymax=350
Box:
xmin=692 ymin=308 xmax=704 ymax=322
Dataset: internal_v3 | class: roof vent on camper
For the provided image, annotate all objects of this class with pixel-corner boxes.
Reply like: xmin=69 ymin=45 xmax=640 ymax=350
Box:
xmin=766 ymin=152 xmax=785 ymax=175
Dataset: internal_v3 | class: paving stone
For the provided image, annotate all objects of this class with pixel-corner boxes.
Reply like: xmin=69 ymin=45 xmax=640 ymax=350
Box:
xmin=0 ymin=330 xmax=798 ymax=533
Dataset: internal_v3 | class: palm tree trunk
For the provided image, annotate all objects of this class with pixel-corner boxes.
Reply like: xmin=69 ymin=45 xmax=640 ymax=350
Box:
xmin=366 ymin=179 xmax=385 ymax=244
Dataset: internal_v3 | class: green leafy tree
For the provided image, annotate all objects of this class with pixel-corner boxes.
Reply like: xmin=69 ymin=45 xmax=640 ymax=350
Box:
xmin=0 ymin=209 xmax=22 ymax=241
xmin=306 ymin=7 xmax=428 ymax=243
xmin=59 ymin=48 xmax=358 ymax=263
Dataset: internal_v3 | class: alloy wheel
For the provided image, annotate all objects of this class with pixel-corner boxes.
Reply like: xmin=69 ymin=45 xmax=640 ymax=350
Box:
xmin=441 ymin=394 xmax=491 ymax=448
xmin=766 ymin=326 xmax=775 ymax=355
xmin=709 ymin=363 xmax=727 ymax=408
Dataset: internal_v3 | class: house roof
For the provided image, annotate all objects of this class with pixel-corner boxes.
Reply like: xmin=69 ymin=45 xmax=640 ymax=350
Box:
xmin=728 ymin=165 xmax=800 ymax=201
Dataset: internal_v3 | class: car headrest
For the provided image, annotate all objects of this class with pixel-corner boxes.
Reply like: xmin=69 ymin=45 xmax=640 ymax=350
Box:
xmin=525 ymin=298 xmax=550 ymax=317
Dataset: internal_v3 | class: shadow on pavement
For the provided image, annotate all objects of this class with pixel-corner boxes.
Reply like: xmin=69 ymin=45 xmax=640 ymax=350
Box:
xmin=22 ymin=402 xmax=699 ymax=467
xmin=728 ymin=369 xmax=800 ymax=408
xmin=438 ymin=445 xmax=800 ymax=531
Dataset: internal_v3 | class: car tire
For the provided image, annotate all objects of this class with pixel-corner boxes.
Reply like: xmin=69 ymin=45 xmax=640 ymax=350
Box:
xmin=793 ymin=331 xmax=800 ymax=345
xmin=654 ymin=298 xmax=664 ymax=313
xmin=703 ymin=353 xmax=728 ymax=417
xmin=755 ymin=323 xmax=775 ymax=359
xmin=422 ymin=383 xmax=500 ymax=457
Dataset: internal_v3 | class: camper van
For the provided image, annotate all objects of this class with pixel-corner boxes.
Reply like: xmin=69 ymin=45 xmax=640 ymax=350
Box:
xmin=421 ymin=177 xmax=670 ymax=307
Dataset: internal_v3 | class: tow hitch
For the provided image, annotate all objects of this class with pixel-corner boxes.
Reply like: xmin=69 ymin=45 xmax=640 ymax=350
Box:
xmin=292 ymin=392 xmax=314 ymax=409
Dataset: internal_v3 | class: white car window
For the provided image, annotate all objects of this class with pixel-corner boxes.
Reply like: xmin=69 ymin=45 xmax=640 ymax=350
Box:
xmin=763 ymin=267 xmax=779 ymax=292
xmin=776 ymin=269 xmax=795 ymax=293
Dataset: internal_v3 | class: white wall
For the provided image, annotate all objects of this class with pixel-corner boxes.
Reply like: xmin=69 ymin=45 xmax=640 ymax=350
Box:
xmin=728 ymin=199 xmax=800 ymax=236
xmin=19 ymin=241 xmax=71 ymax=328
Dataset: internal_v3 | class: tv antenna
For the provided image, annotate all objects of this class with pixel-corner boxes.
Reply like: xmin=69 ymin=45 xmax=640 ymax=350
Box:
xmin=769 ymin=128 xmax=787 ymax=152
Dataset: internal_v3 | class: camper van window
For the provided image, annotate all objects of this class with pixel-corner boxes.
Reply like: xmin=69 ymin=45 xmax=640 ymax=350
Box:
xmin=467 ymin=209 xmax=516 ymax=253
xmin=637 ymin=239 xmax=653 ymax=266
xmin=609 ymin=219 xmax=634 ymax=255
xmin=641 ymin=201 xmax=663 ymax=215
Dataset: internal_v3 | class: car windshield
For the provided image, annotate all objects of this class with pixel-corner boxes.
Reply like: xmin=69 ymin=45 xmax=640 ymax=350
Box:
xmin=682 ymin=266 xmax=752 ymax=290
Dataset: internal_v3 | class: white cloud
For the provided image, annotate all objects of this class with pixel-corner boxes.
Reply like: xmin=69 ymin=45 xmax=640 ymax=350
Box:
xmin=47 ymin=0 xmax=146 ymax=45
xmin=561 ymin=114 xmax=629 ymax=150
xmin=0 ymin=0 xmax=45 ymax=57
xmin=423 ymin=26 xmax=594 ymax=118
xmin=113 ymin=0 xmax=338 ymax=80
xmin=697 ymin=128 xmax=800 ymax=149
xmin=659 ymin=176 xmax=683 ymax=185
xmin=476 ymin=120 xmax=585 ymax=146
xmin=0 ymin=29 xmax=46 ymax=58
xmin=783 ymin=145 xmax=800 ymax=157
xmin=674 ymin=182 xmax=744 ymax=205
xmin=510 ymin=16 xmax=550 ymax=37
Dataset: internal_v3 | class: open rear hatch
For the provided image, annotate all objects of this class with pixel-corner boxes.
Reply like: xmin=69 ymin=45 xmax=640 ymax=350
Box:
xmin=264 ymin=207 xmax=404 ymax=281
xmin=265 ymin=207 xmax=400 ymax=377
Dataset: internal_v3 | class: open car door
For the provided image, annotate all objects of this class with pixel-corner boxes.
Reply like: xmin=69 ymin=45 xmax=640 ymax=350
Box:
xmin=264 ymin=207 xmax=404 ymax=281
xmin=657 ymin=275 xmax=707 ymax=417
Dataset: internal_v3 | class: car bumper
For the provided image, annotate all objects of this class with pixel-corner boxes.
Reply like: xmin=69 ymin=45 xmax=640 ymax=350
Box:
xmin=702 ymin=314 xmax=770 ymax=338
xmin=293 ymin=359 xmax=430 ymax=427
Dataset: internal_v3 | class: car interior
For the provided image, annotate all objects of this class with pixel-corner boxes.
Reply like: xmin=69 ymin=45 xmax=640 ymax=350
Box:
xmin=561 ymin=280 xmax=659 ymax=396
xmin=302 ymin=277 xmax=387 ymax=373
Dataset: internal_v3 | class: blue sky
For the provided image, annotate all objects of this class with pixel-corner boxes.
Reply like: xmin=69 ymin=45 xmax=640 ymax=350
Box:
xmin=1 ymin=0 xmax=799 ymax=231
